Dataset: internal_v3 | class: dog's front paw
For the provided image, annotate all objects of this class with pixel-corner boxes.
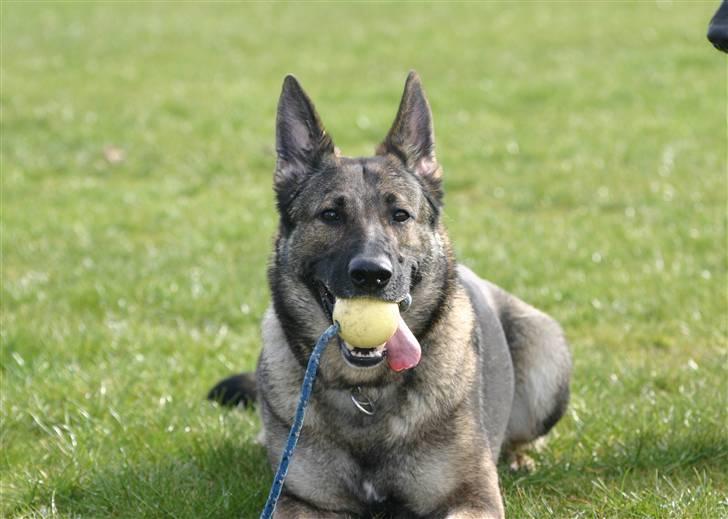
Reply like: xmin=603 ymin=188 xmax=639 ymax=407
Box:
xmin=445 ymin=509 xmax=502 ymax=519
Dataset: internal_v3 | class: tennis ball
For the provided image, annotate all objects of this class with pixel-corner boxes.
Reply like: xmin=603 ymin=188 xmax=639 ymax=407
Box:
xmin=332 ymin=298 xmax=399 ymax=348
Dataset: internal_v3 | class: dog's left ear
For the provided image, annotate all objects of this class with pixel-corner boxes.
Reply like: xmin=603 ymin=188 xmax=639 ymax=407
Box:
xmin=377 ymin=71 xmax=442 ymax=188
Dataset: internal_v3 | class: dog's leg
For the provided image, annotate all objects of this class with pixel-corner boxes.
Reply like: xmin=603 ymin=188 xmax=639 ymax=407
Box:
xmin=500 ymin=304 xmax=571 ymax=447
xmin=496 ymin=298 xmax=570 ymax=472
xmin=439 ymin=476 xmax=505 ymax=519
xmin=445 ymin=510 xmax=502 ymax=519
xmin=462 ymin=271 xmax=571 ymax=466
xmin=443 ymin=497 xmax=503 ymax=519
xmin=273 ymin=493 xmax=354 ymax=519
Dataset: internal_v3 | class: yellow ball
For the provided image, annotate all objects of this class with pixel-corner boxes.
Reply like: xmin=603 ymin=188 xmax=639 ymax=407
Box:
xmin=332 ymin=298 xmax=399 ymax=348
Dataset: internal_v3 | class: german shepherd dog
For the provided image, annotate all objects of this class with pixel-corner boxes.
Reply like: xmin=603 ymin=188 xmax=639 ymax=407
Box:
xmin=209 ymin=72 xmax=571 ymax=518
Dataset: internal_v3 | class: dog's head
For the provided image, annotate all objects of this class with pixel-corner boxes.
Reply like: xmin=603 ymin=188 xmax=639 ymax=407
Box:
xmin=269 ymin=72 xmax=454 ymax=385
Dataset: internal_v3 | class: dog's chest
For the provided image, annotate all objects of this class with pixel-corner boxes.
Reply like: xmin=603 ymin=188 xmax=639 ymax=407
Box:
xmin=346 ymin=445 xmax=459 ymax=518
xmin=318 ymin=383 xmax=433 ymax=438
xmin=312 ymin=384 xmax=465 ymax=514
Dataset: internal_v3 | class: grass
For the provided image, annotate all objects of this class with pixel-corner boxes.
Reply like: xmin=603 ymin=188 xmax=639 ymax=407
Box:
xmin=1 ymin=2 xmax=726 ymax=517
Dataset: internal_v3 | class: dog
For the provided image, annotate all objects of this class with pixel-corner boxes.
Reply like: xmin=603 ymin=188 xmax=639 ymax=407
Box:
xmin=208 ymin=71 xmax=572 ymax=518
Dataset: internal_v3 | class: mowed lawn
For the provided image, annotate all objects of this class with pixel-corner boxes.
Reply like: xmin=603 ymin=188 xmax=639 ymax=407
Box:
xmin=2 ymin=3 xmax=726 ymax=518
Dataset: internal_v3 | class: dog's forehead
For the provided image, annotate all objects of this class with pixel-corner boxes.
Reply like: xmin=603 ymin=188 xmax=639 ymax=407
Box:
xmin=333 ymin=155 xmax=412 ymax=187
xmin=298 ymin=155 xmax=421 ymax=211
xmin=321 ymin=155 xmax=413 ymax=200
xmin=337 ymin=156 xmax=389 ymax=177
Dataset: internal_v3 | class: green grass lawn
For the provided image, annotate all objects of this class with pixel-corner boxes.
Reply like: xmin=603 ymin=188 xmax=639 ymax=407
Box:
xmin=2 ymin=2 xmax=726 ymax=517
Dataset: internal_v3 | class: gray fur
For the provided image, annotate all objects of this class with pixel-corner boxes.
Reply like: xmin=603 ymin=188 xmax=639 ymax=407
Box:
xmin=210 ymin=72 xmax=571 ymax=518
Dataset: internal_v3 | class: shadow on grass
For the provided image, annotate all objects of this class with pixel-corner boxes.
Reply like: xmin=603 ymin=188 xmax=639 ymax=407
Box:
xmin=500 ymin=430 xmax=728 ymax=504
xmin=19 ymin=427 xmax=726 ymax=518
xmin=21 ymin=435 xmax=270 ymax=518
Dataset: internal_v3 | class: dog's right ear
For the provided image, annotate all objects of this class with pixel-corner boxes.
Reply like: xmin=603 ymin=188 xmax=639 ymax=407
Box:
xmin=377 ymin=71 xmax=442 ymax=202
xmin=275 ymin=75 xmax=334 ymax=196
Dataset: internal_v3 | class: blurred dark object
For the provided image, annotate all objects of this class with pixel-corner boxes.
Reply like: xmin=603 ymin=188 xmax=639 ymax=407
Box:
xmin=207 ymin=372 xmax=257 ymax=407
xmin=708 ymin=0 xmax=728 ymax=52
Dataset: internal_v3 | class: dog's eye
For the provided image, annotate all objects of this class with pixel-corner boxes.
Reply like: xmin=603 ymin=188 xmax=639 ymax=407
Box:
xmin=319 ymin=209 xmax=341 ymax=223
xmin=392 ymin=209 xmax=411 ymax=223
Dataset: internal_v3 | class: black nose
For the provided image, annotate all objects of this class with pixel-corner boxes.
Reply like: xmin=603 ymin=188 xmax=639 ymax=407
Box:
xmin=349 ymin=255 xmax=392 ymax=290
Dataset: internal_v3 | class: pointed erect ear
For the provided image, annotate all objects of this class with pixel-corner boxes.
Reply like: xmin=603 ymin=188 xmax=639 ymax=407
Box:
xmin=275 ymin=75 xmax=335 ymax=192
xmin=377 ymin=71 xmax=441 ymax=182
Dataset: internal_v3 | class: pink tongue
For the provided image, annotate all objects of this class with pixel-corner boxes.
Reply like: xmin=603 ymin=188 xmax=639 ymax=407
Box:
xmin=386 ymin=316 xmax=421 ymax=372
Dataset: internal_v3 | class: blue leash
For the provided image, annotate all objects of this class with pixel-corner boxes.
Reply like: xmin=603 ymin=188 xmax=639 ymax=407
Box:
xmin=259 ymin=322 xmax=340 ymax=519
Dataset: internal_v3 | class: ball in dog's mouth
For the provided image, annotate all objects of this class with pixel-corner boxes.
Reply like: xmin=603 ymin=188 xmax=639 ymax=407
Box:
xmin=333 ymin=297 xmax=399 ymax=348
xmin=317 ymin=289 xmax=421 ymax=372
xmin=338 ymin=318 xmax=421 ymax=372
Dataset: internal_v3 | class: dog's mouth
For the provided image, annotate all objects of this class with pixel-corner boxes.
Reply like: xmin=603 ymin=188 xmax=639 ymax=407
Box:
xmin=316 ymin=282 xmax=336 ymax=321
xmin=316 ymin=282 xmax=387 ymax=368
xmin=339 ymin=340 xmax=387 ymax=368
xmin=314 ymin=281 xmax=420 ymax=370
